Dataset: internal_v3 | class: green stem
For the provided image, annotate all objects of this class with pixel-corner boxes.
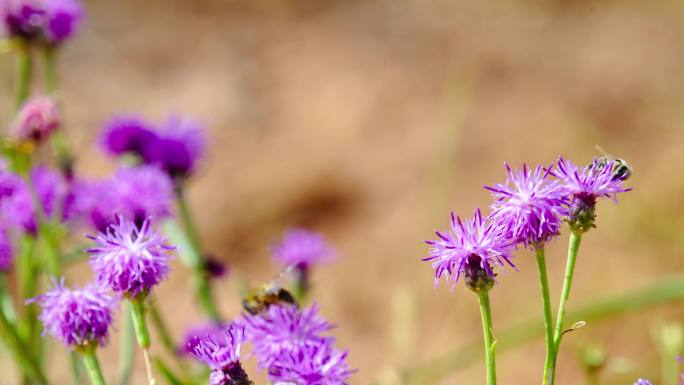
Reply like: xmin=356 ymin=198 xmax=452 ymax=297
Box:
xmin=118 ymin=301 xmax=135 ymax=385
xmin=80 ymin=349 xmax=107 ymax=385
xmin=130 ymin=298 xmax=150 ymax=349
xmin=15 ymin=41 xmax=32 ymax=110
xmin=43 ymin=46 xmax=58 ymax=93
xmin=0 ymin=300 xmax=48 ymax=385
xmin=477 ymin=291 xmax=497 ymax=385
xmin=549 ymin=232 xmax=583 ymax=385
xmin=130 ymin=298 xmax=157 ymax=385
xmin=175 ymin=186 xmax=221 ymax=321
xmin=148 ymin=302 xmax=179 ymax=359
xmin=534 ymin=247 xmax=554 ymax=385
xmin=70 ymin=351 xmax=84 ymax=385
xmin=398 ymin=274 xmax=684 ymax=385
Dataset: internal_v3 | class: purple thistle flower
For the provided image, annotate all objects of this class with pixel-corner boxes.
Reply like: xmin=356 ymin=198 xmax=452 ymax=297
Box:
xmin=554 ymin=156 xmax=631 ymax=232
xmin=190 ymin=323 xmax=252 ymax=385
xmin=268 ymin=339 xmax=353 ymax=385
xmin=11 ymin=96 xmax=59 ymax=143
xmin=423 ymin=209 xmax=515 ymax=291
xmin=88 ymin=216 xmax=174 ymax=299
xmin=555 ymin=157 xmax=631 ymax=200
xmin=74 ymin=166 xmax=173 ymax=232
xmin=141 ymin=114 xmax=206 ymax=179
xmin=1 ymin=0 xmax=44 ymax=40
xmin=178 ymin=322 xmax=228 ymax=356
xmin=0 ymin=170 xmax=37 ymax=234
xmin=99 ymin=115 xmax=157 ymax=157
xmin=272 ymin=229 xmax=337 ymax=269
xmin=243 ymin=303 xmax=335 ymax=368
xmin=29 ymin=278 xmax=115 ymax=349
xmin=634 ymin=380 xmax=653 ymax=385
xmin=484 ymin=163 xmax=568 ymax=248
xmin=0 ymin=229 xmax=13 ymax=272
xmin=42 ymin=0 xmax=83 ymax=44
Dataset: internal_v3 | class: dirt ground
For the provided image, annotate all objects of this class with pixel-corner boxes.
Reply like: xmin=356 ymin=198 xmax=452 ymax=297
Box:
xmin=2 ymin=0 xmax=684 ymax=384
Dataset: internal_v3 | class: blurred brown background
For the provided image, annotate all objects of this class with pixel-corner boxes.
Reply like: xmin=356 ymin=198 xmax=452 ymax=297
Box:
xmin=2 ymin=0 xmax=684 ymax=384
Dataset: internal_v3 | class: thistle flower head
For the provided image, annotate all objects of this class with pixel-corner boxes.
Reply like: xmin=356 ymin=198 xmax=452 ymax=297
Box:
xmin=0 ymin=229 xmax=13 ymax=272
xmin=555 ymin=157 xmax=631 ymax=201
xmin=42 ymin=0 xmax=83 ymax=44
xmin=178 ymin=322 xmax=228 ymax=356
xmin=141 ymin=114 xmax=206 ymax=179
xmin=0 ymin=170 xmax=36 ymax=234
xmin=99 ymin=115 xmax=156 ymax=157
xmin=75 ymin=166 xmax=173 ymax=231
xmin=88 ymin=216 xmax=174 ymax=298
xmin=190 ymin=323 xmax=252 ymax=385
xmin=29 ymin=278 xmax=115 ymax=349
xmin=11 ymin=96 xmax=59 ymax=143
xmin=423 ymin=209 xmax=515 ymax=292
xmin=272 ymin=229 xmax=337 ymax=269
xmin=484 ymin=163 xmax=568 ymax=248
xmin=555 ymin=157 xmax=632 ymax=233
xmin=243 ymin=303 xmax=335 ymax=368
xmin=268 ymin=339 xmax=354 ymax=385
xmin=1 ymin=0 xmax=44 ymax=40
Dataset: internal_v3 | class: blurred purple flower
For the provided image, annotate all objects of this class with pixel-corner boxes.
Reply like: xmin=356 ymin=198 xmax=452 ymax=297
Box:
xmin=268 ymin=339 xmax=353 ymax=385
xmin=99 ymin=115 xmax=157 ymax=157
xmin=272 ymin=229 xmax=336 ymax=269
xmin=634 ymin=380 xmax=653 ymax=385
xmin=0 ymin=0 xmax=82 ymax=43
xmin=243 ymin=303 xmax=335 ymax=368
xmin=0 ymin=229 xmax=13 ymax=272
xmin=29 ymin=278 xmax=115 ymax=349
xmin=142 ymin=114 xmax=206 ymax=179
xmin=484 ymin=163 xmax=568 ymax=248
xmin=88 ymin=216 xmax=174 ymax=299
xmin=0 ymin=170 xmax=36 ymax=234
xmin=11 ymin=96 xmax=59 ymax=143
xmin=190 ymin=323 xmax=251 ymax=385
xmin=74 ymin=166 xmax=173 ymax=232
xmin=42 ymin=0 xmax=83 ymax=44
xmin=178 ymin=322 xmax=227 ymax=356
xmin=423 ymin=209 xmax=515 ymax=290
xmin=1 ymin=0 xmax=44 ymax=40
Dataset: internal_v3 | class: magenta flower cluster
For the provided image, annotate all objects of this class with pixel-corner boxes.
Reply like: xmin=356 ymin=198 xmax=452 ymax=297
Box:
xmin=272 ymin=228 xmax=337 ymax=269
xmin=88 ymin=216 xmax=174 ymax=298
xmin=424 ymin=156 xmax=631 ymax=290
xmin=0 ymin=0 xmax=84 ymax=44
xmin=100 ymin=114 xmax=206 ymax=179
xmin=189 ymin=323 xmax=248 ymax=385
xmin=29 ymin=278 xmax=115 ymax=349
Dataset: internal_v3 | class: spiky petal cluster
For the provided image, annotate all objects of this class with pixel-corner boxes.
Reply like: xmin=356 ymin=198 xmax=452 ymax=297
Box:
xmin=555 ymin=157 xmax=631 ymax=201
xmin=11 ymin=96 xmax=60 ymax=143
xmin=423 ymin=209 xmax=515 ymax=290
xmin=190 ymin=323 xmax=251 ymax=385
xmin=178 ymin=322 xmax=228 ymax=356
xmin=0 ymin=229 xmax=13 ymax=271
xmin=272 ymin=229 xmax=337 ymax=269
xmin=484 ymin=164 xmax=568 ymax=248
xmin=88 ymin=217 xmax=174 ymax=298
xmin=268 ymin=339 xmax=353 ymax=385
xmin=243 ymin=303 xmax=335 ymax=368
xmin=29 ymin=278 xmax=114 ymax=349
xmin=554 ymin=156 xmax=631 ymax=232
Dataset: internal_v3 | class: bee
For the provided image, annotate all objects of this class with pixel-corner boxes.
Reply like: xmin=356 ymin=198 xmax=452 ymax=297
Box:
xmin=242 ymin=267 xmax=298 ymax=315
xmin=594 ymin=145 xmax=632 ymax=181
